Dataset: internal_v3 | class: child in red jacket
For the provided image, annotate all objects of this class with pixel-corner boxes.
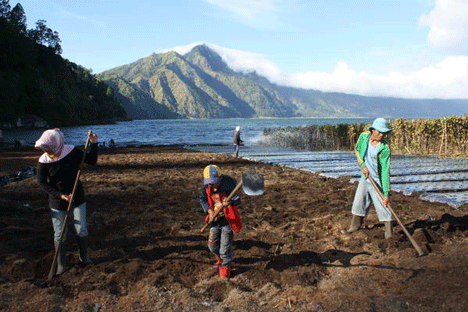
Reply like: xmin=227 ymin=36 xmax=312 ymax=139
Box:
xmin=200 ymin=165 xmax=242 ymax=278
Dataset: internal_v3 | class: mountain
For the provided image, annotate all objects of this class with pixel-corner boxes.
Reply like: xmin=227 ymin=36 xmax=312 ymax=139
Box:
xmin=102 ymin=75 xmax=179 ymax=120
xmin=98 ymin=44 xmax=468 ymax=119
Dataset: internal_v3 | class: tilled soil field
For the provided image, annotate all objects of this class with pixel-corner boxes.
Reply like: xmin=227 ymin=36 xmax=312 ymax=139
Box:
xmin=1 ymin=146 xmax=468 ymax=311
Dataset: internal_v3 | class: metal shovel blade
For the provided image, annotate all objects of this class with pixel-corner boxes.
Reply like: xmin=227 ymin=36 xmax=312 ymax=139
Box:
xmin=242 ymin=172 xmax=265 ymax=196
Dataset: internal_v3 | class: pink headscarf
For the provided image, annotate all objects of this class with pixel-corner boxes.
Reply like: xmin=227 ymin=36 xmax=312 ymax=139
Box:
xmin=35 ymin=128 xmax=65 ymax=155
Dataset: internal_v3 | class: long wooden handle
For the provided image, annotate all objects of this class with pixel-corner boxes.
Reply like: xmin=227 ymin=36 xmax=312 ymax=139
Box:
xmin=367 ymin=178 xmax=425 ymax=256
xmin=48 ymin=132 xmax=92 ymax=280
xmin=200 ymin=181 xmax=243 ymax=233
xmin=354 ymin=150 xmax=425 ymax=256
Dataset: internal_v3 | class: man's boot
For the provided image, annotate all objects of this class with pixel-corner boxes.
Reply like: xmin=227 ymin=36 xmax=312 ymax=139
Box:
xmin=77 ymin=236 xmax=93 ymax=264
xmin=54 ymin=241 xmax=67 ymax=275
xmin=384 ymin=221 xmax=392 ymax=239
xmin=342 ymin=215 xmax=364 ymax=234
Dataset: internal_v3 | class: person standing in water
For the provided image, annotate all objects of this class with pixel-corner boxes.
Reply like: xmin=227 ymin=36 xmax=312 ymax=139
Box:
xmin=233 ymin=126 xmax=243 ymax=157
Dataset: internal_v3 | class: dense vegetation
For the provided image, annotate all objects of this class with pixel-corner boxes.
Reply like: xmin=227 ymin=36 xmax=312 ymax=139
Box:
xmin=262 ymin=116 xmax=468 ymax=157
xmin=0 ymin=0 xmax=128 ymax=128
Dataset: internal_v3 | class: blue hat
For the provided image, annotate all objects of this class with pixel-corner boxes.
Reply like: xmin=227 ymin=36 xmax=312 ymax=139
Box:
xmin=369 ymin=118 xmax=392 ymax=133
xmin=203 ymin=165 xmax=221 ymax=185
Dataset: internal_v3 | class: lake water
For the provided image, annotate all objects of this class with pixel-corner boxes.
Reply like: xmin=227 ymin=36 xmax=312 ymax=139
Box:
xmin=3 ymin=118 xmax=468 ymax=208
xmin=2 ymin=117 xmax=369 ymax=147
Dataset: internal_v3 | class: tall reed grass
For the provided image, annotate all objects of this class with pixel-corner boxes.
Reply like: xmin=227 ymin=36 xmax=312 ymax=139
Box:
xmin=261 ymin=116 xmax=468 ymax=157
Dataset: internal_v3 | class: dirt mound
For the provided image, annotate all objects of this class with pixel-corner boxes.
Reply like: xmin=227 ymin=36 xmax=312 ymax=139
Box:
xmin=1 ymin=146 xmax=468 ymax=311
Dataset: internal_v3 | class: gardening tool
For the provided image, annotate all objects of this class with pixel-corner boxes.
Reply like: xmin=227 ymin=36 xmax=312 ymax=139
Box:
xmin=241 ymin=169 xmax=265 ymax=196
xmin=200 ymin=170 xmax=264 ymax=232
xmin=48 ymin=131 xmax=93 ymax=280
xmin=354 ymin=151 xmax=426 ymax=256
xmin=367 ymin=177 xmax=426 ymax=256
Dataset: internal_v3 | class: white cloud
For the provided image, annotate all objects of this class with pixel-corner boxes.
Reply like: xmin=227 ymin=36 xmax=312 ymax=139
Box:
xmin=201 ymin=0 xmax=290 ymax=29
xmin=61 ymin=9 xmax=107 ymax=28
xmin=159 ymin=42 xmax=282 ymax=76
xmin=163 ymin=43 xmax=468 ymax=99
xmin=419 ymin=0 xmax=468 ymax=49
xmin=287 ymin=56 xmax=468 ymax=99
xmin=158 ymin=42 xmax=206 ymax=55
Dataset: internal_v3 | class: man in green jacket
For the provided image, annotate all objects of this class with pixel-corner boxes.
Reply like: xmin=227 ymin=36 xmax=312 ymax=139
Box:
xmin=343 ymin=118 xmax=393 ymax=239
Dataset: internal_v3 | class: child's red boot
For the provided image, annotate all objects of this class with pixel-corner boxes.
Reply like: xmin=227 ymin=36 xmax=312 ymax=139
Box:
xmin=218 ymin=266 xmax=230 ymax=279
xmin=213 ymin=256 xmax=222 ymax=266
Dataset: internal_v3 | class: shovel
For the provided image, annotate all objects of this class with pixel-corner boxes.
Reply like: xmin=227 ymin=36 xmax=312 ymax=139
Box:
xmin=241 ymin=170 xmax=265 ymax=196
xmin=200 ymin=170 xmax=264 ymax=232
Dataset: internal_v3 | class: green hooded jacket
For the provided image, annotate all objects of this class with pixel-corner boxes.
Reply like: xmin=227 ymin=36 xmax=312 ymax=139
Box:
xmin=355 ymin=131 xmax=391 ymax=196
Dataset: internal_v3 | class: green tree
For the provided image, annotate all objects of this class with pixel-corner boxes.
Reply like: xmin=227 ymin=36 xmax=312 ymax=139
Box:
xmin=27 ymin=19 xmax=62 ymax=54
xmin=0 ymin=0 xmax=11 ymax=19
xmin=106 ymin=86 xmax=114 ymax=98
xmin=8 ymin=3 xmax=26 ymax=34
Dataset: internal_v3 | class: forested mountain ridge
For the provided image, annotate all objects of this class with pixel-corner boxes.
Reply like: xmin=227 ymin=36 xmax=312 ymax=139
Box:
xmin=99 ymin=44 xmax=468 ymax=120
xmin=0 ymin=1 xmax=128 ymax=128
xmin=99 ymin=45 xmax=297 ymax=119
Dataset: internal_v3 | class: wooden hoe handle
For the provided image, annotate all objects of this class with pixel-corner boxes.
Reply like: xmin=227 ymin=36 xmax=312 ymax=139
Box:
xmin=367 ymin=178 xmax=426 ymax=256
xmin=200 ymin=181 xmax=243 ymax=233
xmin=354 ymin=150 xmax=425 ymax=256
xmin=48 ymin=132 xmax=92 ymax=280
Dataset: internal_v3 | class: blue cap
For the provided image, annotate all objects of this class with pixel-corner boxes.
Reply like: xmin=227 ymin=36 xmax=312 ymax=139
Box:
xmin=369 ymin=118 xmax=392 ymax=133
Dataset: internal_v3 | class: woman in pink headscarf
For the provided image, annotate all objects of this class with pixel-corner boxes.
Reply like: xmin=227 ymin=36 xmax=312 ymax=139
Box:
xmin=35 ymin=129 xmax=98 ymax=275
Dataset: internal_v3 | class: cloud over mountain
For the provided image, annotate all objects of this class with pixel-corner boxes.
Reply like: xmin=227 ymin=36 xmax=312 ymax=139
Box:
xmin=163 ymin=42 xmax=468 ymax=100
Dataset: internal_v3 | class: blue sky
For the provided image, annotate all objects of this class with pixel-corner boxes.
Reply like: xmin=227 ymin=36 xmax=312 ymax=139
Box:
xmin=11 ymin=0 xmax=468 ymax=99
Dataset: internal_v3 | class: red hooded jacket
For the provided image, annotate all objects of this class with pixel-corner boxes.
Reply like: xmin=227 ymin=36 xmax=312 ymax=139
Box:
xmin=205 ymin=185 xmax=242 ymax=233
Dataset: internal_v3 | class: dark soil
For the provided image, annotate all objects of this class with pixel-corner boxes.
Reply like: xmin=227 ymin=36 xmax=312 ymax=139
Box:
xmin=1 ymin=146 xmax=468 ymax=311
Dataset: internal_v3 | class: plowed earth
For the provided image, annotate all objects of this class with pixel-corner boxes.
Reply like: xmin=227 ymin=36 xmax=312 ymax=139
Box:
xmin=1 ymin=146 xmax=468 ymax=311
